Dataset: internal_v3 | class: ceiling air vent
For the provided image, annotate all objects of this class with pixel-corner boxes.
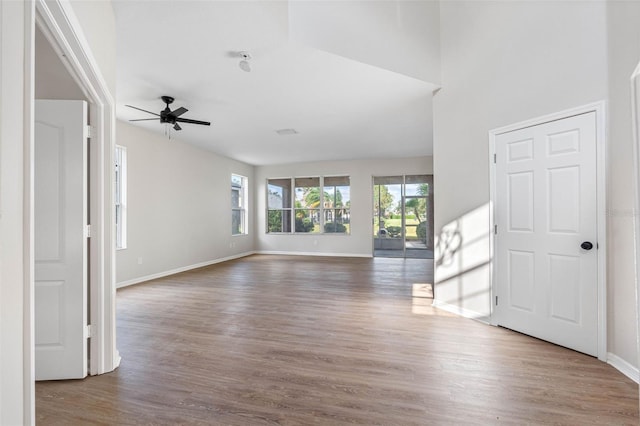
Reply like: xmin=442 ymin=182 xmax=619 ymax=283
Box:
xmin=276 ymin=128 xmax=298 ymax=135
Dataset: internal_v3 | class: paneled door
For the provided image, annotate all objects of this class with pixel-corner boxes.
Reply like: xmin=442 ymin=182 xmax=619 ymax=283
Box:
xmin=34 ymin=100 xmax=89 ymax=380
xmin=494 ymin=112 xmax=598 ymax=356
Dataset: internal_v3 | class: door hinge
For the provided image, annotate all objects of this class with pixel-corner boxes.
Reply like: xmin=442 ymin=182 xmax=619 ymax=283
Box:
xmin=494 ymin=224 xmax=498 ymax=234
xmin=84 ymin=224 xmax=91 ymax=238
xmin=85 ymin=125 xmax=94 ymax=139
xmin=493 ymin=153 xmax=497 ymax=163
xmin=85 ymin=324 xmax=94 ymax=339
xmin=495 ymin=296 xmax=499 ymax=306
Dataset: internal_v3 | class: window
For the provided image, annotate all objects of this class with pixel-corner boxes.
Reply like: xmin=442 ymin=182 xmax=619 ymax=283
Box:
xmin=295 ymin=177 xmax=320 ymax=233
xmin=266 ymin=176 xmax=350 ymax=234
xmin=115 ymin=145 xmax=127 ymax=249
xmin=267 ymin=178 xmax=292 ymax=233
xmin=232 ymin=174 xmax=248 ymax=235
xmin=324 ymin=176 xmax=350 ymax=233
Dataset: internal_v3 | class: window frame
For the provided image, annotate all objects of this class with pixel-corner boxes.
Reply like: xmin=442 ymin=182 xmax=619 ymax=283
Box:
xmin=266 ymin=175 xmax=350 ymax=235
xmin=231 ymin=173 xmax=248 ymax=236
xmin=115 ymin=145 xmax=127 ymax=250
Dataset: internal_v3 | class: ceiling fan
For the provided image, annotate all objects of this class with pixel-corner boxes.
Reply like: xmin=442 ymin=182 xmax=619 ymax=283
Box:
xmin=126 ymin=96 xmax=211 ymax=131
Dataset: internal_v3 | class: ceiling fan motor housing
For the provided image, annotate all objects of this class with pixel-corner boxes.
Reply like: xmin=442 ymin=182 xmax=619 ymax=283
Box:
xmin=160 ymin=110 xmax=177 ymax=124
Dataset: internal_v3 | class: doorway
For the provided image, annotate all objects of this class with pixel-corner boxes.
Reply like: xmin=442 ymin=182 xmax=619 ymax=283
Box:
xmin=373 ymin=175 xmax=434 ymax=259
xmin=33 ymin=0 xmax=119 ymax=379
xmin=34 ymin=25 xmax=91 ymax=381
xmin=490 ymin=103 xmax=606 ymax=360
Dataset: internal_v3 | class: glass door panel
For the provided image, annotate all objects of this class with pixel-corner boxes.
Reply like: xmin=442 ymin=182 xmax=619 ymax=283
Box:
xmin=373 ymin=176 xmax=404 ymax=258
xmin=404 ymin=196 xmax=428 ymax=256
xmin=404 ymin=175 xmax=430 ymax=258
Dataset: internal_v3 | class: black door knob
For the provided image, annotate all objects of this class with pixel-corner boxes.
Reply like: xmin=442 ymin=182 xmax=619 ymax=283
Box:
xmin=581 ymin=241 xmax=594 ymax=250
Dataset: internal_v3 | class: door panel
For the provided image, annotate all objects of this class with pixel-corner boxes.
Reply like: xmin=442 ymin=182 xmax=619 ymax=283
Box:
xmin=507 ymin=172 xmax=533 ymax=232
xmin=508 ymin=250 xmax=535 ymax=312
xmin=35 ymin=100 xmax=88 ymax=380
xmin=548 ymin=254 xmax=581 ymax=323
xmin=548 ymin=166 xmax=580 ymax=233
xmin=495 ymin=112 xmax=598 ymax=357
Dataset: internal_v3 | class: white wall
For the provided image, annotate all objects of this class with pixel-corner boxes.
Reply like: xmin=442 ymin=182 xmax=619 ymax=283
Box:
xmin=115 ymin=121 xmax=255 ymax=286
xmin=0 ymin=1 xmax=28 ymax=423
xmin=606 ymin=0 xmax=640 ymax=370
xmin=35 ymin=26 xmax=86 ymax=100
xmin=255 ymin=156 xmax=432 ymax=256
xmin=434 ymin=0 xmax=639 ymax=371
xmin=434 ymin=1 xmax=608 ymax=318
xmin=289 ymin=0 xmax=440 ymax=85
xmin=68 ymin=0 xmax=116 ymax=95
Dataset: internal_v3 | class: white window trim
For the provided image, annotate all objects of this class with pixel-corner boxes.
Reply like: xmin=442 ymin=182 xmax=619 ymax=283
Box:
xmin=115 ymin=145 xmax=127 ymax=249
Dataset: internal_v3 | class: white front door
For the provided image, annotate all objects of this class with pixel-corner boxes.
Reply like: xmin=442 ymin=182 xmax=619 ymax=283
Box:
xmin=35 ymin=100 xmax=89 ymax=380
xmin=494 ymin=112 xmax=598 ymax=357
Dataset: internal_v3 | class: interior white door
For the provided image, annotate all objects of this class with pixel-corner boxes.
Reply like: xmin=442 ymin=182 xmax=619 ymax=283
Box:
xmin=35 ymin=100 xmax=89 ymax=380
xmin=495 ymin=112 xmax=598 ymax=356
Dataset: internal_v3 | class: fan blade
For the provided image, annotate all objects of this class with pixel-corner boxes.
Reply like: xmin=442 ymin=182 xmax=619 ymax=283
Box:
xmin=171 ymin=107 xmax=188 ymax=117
xmin=125 ymin=105 xmax=160 ymax=116
xmin=175 ymin=117 xmax=211 ymax=126
xmin=174 ymin=123 xmax=182 ymax=131
xmin=129 ymin=118 xmax=158 ymax=122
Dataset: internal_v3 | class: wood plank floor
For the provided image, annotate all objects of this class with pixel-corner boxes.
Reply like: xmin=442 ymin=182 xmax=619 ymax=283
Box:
xmin=36 ymin=255 xmax=638 ymax=425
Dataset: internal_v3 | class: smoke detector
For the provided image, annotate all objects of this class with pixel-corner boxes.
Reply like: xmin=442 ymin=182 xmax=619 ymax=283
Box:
xmin=238 ymin=51 xmax=251 ymax=72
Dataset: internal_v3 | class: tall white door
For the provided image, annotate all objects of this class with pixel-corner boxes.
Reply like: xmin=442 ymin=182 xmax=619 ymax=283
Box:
xmin=494 ymin=112 xmax=598 ymax=357
xmin=35 ymin=100 xmax=89 ymax=380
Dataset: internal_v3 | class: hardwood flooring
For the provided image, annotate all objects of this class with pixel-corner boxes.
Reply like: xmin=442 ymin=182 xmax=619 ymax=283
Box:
xmin=36 ymin=255 xmax=638 ymax=425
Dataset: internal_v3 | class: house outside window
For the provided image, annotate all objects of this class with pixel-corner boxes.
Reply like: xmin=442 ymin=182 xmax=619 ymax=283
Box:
xmin=232 ymin=174 xmax=248 ymax=235
xmin=115 ymin=145 xmax=127 ymax=249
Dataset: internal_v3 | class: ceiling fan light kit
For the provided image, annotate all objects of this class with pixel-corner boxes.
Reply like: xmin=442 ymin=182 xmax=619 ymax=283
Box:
xmin=126 ymin=96 xmax=211 ymax=133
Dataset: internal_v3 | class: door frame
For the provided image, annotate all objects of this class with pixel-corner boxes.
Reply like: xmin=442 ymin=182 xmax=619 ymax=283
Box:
xmin=630 ymin=63 xmax=640 ymax=377
xmin=488 ymin=101 xmax=607 ymax=361
xmin=22 ymin=0 xmax=118 ymax=418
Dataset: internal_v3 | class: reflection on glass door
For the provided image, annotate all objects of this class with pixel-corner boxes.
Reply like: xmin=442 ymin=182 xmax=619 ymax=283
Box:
xmin=373 ymin=175 xmax=433 ymax=259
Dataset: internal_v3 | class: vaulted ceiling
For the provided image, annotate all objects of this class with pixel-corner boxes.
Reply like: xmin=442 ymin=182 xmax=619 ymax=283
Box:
xmin=114 ymin=1 xmax=440 ymax=166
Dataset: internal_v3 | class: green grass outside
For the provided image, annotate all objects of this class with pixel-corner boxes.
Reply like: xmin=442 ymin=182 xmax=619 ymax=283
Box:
xmin=373 ymin=218 xmax=420 ymax=239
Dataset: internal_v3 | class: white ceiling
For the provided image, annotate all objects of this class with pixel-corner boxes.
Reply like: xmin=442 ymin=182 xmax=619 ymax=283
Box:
xmin=114 ymin=1 xmax=439 ymax=166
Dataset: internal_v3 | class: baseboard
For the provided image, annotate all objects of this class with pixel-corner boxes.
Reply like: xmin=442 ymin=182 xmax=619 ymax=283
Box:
xmin=431 ymin=299 xmax=490 ymax=324
xmin=607 ymin=352 xmax=640 ymax=383
xmin=116 ymin=251 xmax=256 ymax=289
xmin=257 ymin=250 xmax=372 ymax=258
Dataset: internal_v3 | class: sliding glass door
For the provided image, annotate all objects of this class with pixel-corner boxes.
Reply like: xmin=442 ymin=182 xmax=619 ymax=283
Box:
xmin=373 ymin=175 xmax=433 ymax=259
